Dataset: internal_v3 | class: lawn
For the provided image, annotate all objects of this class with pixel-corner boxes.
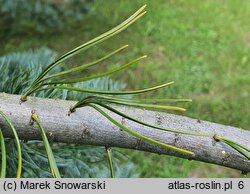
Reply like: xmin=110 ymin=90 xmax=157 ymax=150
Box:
xmin=1 ymin=0 xmax=249 ymax=177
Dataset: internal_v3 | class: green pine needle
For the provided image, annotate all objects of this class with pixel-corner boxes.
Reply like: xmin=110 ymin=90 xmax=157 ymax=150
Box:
xmin=0 ymin=129 xmax=6 ymax=178
xmin=41 ymin=81 xmax=174 ymax=96
xmin=89 ymin=104 xmax=194 ymax=156
xmin=214 ymin=135 xmax=250 ymax=160
xmin=71 ymin=100 xmax=209 ymax=137
xmin=106 ymin=147 xmax=115 ymax=178
xmin=31 ymin=112 xmax=61 ymax=178
xmin=91 ymin=95 xmax=193 ymax=103
xmin=21 ymin=5 xmax=147 ymax=101
xmin=72 ymin=95 xmax=187 ymax=112
xmin=97 ymin=100 xmax=187 ymax=112
xmin=40 ymin=45 xmax=129 ymax=82
xmin=71 ymin=95 xmax=192 ymax=112
xmin=42 ymin=55 xmax=147 ymax=85
xmin=0 ymin=111 xmax=22 ymax=178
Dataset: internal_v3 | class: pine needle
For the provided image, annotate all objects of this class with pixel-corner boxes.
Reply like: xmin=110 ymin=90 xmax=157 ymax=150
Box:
xmin=106 ymin=147 xmax=115 ymax=178
xmin=31 ymin=112 xmax=61 ymax=178
xmin=0 ymin=111 xmax=22 ymax=178
xmin=0 ymin=129 xmax=6 ymax=178
xmin=214 ymin=135 xmax=250 ymax=160
xmin=89 ymin=104 xmax=194 ymax=155
xmin=21 ymin=5 xmax=147 ymax=101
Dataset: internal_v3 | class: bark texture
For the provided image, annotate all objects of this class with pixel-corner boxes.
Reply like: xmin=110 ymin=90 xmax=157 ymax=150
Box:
xmin=0 ymin=92 xmax=249 ymax=172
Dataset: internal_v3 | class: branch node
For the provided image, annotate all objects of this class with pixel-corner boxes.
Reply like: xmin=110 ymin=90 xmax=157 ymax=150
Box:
xmin=82 ymin=127 xmax=90 ymax=138
xmin=156 ymin=113 xmax=163 ymax=125
xmin=221 ymin=152 xmax=230 ymax=164
xmin=174 ymin=133 xmax=181 ymax=145
xmin=70 ymin=105 xmax=76 ymax=112
xmin=68 ymin=105 xmax=76 ymax=116
xmin=29 ymin=110 xmax=37 ymax=125
xmin=20 ymin=95 xmax=27 ymax=103
xmin=213 ymin=134 xmax=221 ymax=142
xmin=121 ymin=117 xmax=125 ymax=125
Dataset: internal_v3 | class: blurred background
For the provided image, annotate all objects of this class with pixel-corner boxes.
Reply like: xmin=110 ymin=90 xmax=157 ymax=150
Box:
xmin=0 ymin=0 xmax=249 ymax=177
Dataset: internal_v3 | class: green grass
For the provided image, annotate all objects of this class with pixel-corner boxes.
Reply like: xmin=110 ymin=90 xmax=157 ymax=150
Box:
xmin=1 ymin=0 xmax=249 ymax=177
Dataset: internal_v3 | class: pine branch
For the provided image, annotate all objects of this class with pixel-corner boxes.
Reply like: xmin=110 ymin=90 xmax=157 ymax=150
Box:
xmin=0 ymin=92 xmax=249 ymax=173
